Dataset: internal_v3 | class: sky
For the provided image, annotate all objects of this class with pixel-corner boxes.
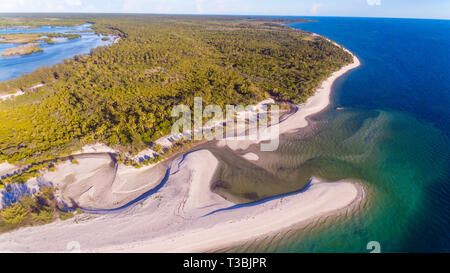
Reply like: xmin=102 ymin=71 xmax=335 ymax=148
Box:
xmin=0 ymin=0 xmax=449 ymax=20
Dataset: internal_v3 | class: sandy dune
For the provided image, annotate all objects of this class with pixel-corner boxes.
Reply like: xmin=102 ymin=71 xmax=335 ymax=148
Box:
xmin=39 ymin=154 xmax=167 ymax=209
xmin=180 ymin=151 xmax=234 ymax=218
xmin=0 ymin=90 xmax=25 ymax=101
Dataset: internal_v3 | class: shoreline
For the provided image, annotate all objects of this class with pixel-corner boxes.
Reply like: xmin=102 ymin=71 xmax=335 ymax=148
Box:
xmin=0 ymin=151 xmax=364 ymax=253
xmin=280 ymin=45 xmax=361 ymax=134
xmin=104 ymin=42 xmax=363 ymax=252
xmin=0 ymin=39 xmax=364 ymax=253
xmin=217 ymin=42 xmax=361 ymax=151
xmin=107 ymin=177 xmax=364 ymax=253
xmin=61 ymin=41 xmax=361 ymax=212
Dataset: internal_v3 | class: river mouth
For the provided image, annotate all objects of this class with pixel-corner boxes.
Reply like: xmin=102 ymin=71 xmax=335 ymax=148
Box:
xmin=0 ymin=23 xmax=113 ymax=82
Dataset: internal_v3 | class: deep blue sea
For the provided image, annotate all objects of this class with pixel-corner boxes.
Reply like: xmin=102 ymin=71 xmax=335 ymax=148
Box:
xmin=280 ymin=17 xmax=449 ymax=252
xmin=0 ymin=24 xmax=112 ymax=82
xmin=213 ymin=17 xmax=449 ymax=253
xmin=290 ymin=17 xmax=450 ymax=136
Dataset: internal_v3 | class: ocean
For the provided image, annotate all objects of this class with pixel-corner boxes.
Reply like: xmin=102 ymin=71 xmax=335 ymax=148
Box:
xmin=207 ymin=17 xmax=449 ymax=253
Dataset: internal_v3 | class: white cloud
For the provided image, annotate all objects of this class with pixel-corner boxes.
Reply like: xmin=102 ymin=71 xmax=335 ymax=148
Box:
xmin=311 ymin=3 xmax=322 ymax=14
xmin=366 ymin=0 xmax=381 ymax=6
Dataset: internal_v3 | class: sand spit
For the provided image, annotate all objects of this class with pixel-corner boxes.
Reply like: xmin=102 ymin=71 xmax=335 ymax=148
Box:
xmin=113 ymin=178 xmax=363 ymax=253
xmin=0 ymin=150 xmax=362 ymax=253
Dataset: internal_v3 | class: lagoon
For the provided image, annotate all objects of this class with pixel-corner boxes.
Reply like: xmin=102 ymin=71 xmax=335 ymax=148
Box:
xmin=0 ymin=23 xmax=112 ymax=82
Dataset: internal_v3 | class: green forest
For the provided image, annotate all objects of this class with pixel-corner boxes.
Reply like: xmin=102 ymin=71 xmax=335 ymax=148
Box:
xmin=0 ymin=14 xmax=352 ymax=167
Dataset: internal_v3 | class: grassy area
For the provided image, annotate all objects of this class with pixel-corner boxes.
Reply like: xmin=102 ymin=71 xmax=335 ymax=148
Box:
xmin=0 ymin=161 xmax=56 ymax=187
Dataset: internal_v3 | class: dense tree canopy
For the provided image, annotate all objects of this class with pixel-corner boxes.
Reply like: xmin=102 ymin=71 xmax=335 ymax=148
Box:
xmin=0 ymin=15 xmax=352 ymax=165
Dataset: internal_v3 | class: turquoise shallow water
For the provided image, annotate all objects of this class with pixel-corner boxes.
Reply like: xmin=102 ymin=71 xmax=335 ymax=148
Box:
xmin=204 ymin=17 xmax=449 ymax=253
xmin=284 ymin=17 xmax=450 ymax=253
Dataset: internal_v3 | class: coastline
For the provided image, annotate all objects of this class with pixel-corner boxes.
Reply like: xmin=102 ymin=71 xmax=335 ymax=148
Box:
xmin=0 ymin=39 xmax=364 ymax=253
xmin=217 ymin=42 xmax=361 ymax=151
xmin=0 ymin=151 xmax=364 ymax=253
xmin=279 ymin=45 xmax=361 ymax=134
xmin=108 ymin=42 xmax=364 ymax=253
xmin=123 ymin=44 xmax=363 ymax=253
xmin=110 ymin=178 xmax=364 ymax=253
xmin=108 ymin=177 xmax=364 ymax=253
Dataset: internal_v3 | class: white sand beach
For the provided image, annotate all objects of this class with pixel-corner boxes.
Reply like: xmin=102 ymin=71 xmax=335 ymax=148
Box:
xmin=0 ymin=150 xmax=363 ymax=253
xmin=113 ymin=177 xmax=363 ymax=253
xmin=218 ymin=50 xmax=361 ymax=151
xmin=242 ymin=152 xmax=259 ymax=161
xmin=0 ymin=42 xmax=363 ymax=253
xmin=40 ymin=154 xmax=168 ymax=209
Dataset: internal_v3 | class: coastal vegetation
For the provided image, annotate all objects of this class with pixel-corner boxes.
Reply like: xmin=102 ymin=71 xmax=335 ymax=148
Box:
xmin=0 ymin=186 xmax=77 ymax=233
xmin=42 ymin=33 xmax=81 ymax=44
xmin=0 ymin=14 xmax=352 ymax=184
xmin=0 ymin=15 xmax=85 ymax=29
xmin=0 ymin=33 xmax=45 ymax=44
xmin=0 ymin=32 xmax=82 ymax=44
xmin=1 ymin=42 xmax=43 ymax=57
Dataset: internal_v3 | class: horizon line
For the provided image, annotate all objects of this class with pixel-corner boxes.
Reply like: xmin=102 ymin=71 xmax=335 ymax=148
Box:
xmin=0 ymin=12 xmax=448 ymax=21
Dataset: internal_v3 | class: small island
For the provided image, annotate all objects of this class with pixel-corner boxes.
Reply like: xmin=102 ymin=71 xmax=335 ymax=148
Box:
xmin=42 ymin=33 xmax=81 ymax=44
xmin=0 ymin=32 xmax=81 ymax=57
xmin=1 ymin=43 xmax=43 ymax=57
xmin=0 ymin=33 xmax=44 ymax=44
